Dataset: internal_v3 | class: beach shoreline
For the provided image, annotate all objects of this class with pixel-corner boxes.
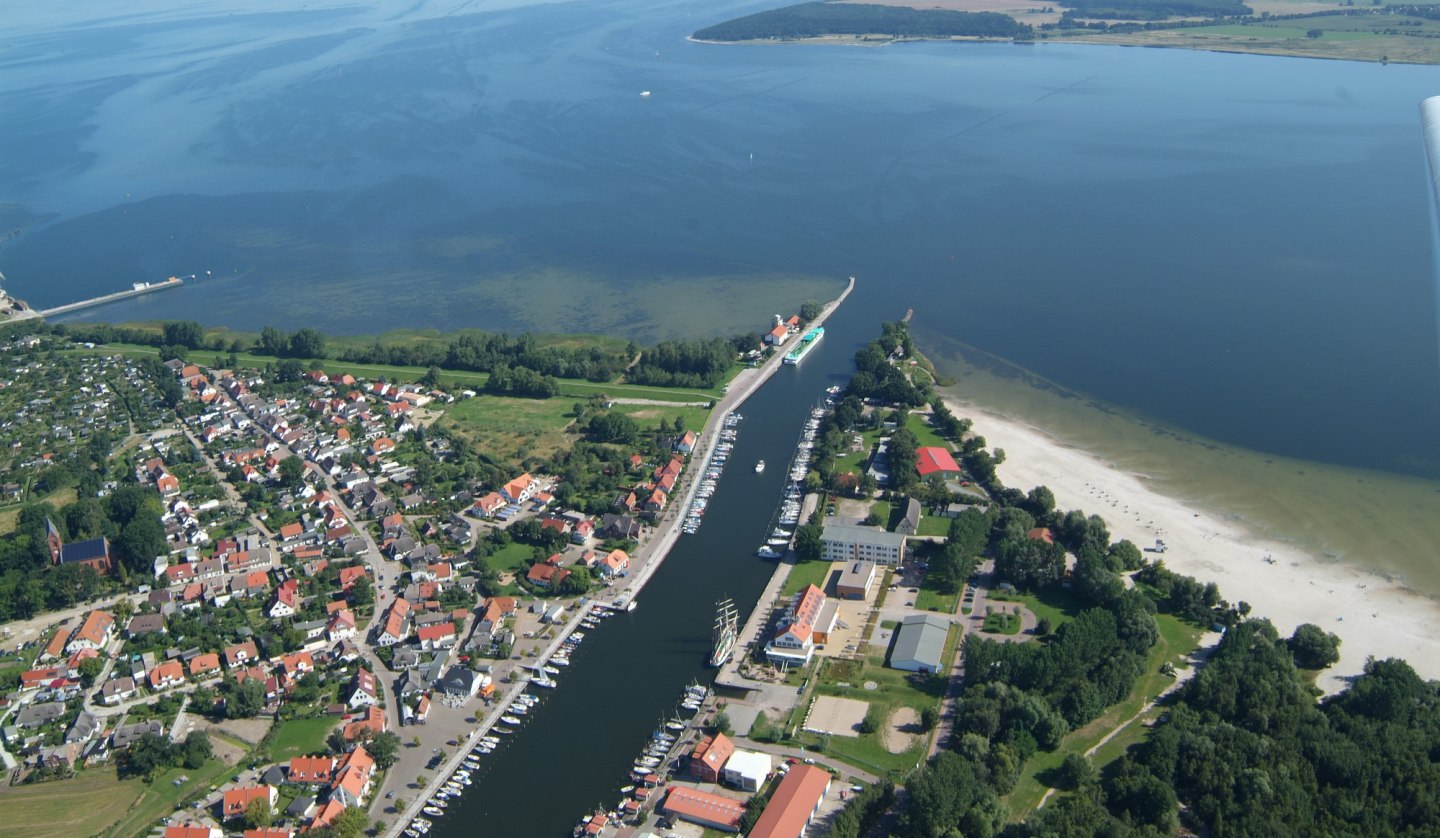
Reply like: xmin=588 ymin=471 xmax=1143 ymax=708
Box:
xmin=940 ymin=391 xmax=1440 ymax=694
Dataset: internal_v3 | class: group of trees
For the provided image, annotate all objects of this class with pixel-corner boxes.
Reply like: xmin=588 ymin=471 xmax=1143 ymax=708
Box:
xmin=117 ymin=731 xmax=213 ymax=780
xmin=926 ymin=507 xmax=988 ymax=594
xmin=484 ymin=364 xmax=560 ymax=399
xmin=1031 ymin=621 xmax=1440 ymax=836
xmin=0 ymin=483 xmax=169 ymax=620
xmin=1058 ymin=0 xmax=1250 ymax=21
xmin=258 ymin=326 xmax=326 ymax=359
xmin=847 ymin=323 xmax=928 ymax=408
xmin=56 ymin=321 xmax=631 ymax=384
xmin=693 ymin=2 xmax=1032 ymax=41
xmin=629 ymin=338 xmax=734 ymax=389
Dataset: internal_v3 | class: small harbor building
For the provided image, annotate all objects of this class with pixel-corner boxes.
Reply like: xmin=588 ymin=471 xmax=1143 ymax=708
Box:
xmin=661 ymin=786 xmax=746 ymax=832
xmin=764 ymin=584 xmax=838 ymax=668
xmin=748 ymin=763 xmax=833 ymax=838
xmin=688 ymin=732 xmax=735 ymax=783
xmin=890 ymin=613 xmax=950 ymax=674
xmin=836 ymin=561 xmax=877 ymax=600
xmin=721 ymin=748 xmax=772 ymax=792
xmin=819 ymin=524 xmax=906 ymax=566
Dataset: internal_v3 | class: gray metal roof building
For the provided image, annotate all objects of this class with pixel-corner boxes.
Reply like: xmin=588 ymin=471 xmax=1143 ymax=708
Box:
xmin=890 ymin=613 xmax=950 ymax=674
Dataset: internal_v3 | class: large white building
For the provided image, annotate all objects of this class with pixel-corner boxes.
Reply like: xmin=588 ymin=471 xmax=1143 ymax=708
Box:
xmin=722 ymin=748 xmax=773 ymax=792
xmin=820 ymin=524 xmax=907 ymax=566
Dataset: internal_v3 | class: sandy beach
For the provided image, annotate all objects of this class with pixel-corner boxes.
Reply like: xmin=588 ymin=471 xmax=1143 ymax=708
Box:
xmin=942 ymin=394 xmax=1440 ymax=694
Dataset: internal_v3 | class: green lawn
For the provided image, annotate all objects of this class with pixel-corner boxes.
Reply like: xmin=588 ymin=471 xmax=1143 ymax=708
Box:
xmin=1003 ymin=613 xmax=1204 ymax=820
xmin=482 ymin=543 xmax=537 ymax=582
xmin=270 ymin=715 xmax=340 ymax=762
xmin=989 ymin=587 xmax=1086 ymax=631
xmin=982 ymin=612 xmax=1022 ymax=635
xmin=914 ymin=575 xmax=962 ymax=615
xmin=915 ymin=514 xmax=950 ymax=537
xmin=869 ymin=500 xmax=892 ymax=529
xmin=832 ymin=429 xmax=881 ymax=478
xmin=904 ymin=411 xmax=951 ymax=450
xmin=780 ymin=560 xmax=835 ymax=598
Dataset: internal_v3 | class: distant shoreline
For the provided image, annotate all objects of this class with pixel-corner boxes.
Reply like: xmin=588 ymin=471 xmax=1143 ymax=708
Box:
xmin=690 ymin=1 xmax=1437 ymax=65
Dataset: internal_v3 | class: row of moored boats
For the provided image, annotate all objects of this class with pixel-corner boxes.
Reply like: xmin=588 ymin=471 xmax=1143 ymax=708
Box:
xmin=758 ymin=403 xmax=829 ymax=556
xmin=410 ymin=610 xmax=619 ymax=835
xmin=570 ymin=681 xmax=711 ymax=835
xmin=684 ymin=412 xmax=742 ymax=535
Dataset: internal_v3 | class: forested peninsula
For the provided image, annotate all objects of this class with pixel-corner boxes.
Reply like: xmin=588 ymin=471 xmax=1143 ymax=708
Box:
xmin=692 ymin=2 xmax=1032 ymax=42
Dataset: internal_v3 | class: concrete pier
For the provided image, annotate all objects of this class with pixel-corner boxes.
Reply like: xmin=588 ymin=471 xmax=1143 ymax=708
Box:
xmin=37 ymin=276 xmax=184 ymax=318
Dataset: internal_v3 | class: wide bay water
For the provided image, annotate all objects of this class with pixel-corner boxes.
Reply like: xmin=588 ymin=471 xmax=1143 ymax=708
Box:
xmin=3 ymin=1 xmax=1438 ymax=478
xmin=6 ymin=2 xmax=1440 ymax=832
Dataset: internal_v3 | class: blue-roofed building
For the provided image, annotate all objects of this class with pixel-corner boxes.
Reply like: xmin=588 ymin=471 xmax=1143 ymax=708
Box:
xmin=46 ymin=518 xmax=113 ymax=574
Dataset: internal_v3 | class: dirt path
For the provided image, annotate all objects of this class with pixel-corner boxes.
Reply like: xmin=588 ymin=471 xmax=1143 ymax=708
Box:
xmin=885 ymin=707 xmax=919 ymax=753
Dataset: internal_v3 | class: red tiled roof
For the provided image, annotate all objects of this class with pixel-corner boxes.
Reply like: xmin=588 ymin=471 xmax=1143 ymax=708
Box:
xmin=188 ymin=653 xmax=220 ymax=676
xmin=749 ymin=764 xmax=832 ymax=838
xmin=662 ymin=787 xmax=746 ymax=831
xmin=287 ymin=755 xmax=334 ymax=784
xmin=222 ymin=785 xmax=273 ymax=817
xmin=416 ymin=623 xmax=455 ymax=642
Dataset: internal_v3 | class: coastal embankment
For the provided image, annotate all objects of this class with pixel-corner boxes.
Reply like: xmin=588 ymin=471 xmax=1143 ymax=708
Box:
xmin=939 ymin=389 xmax=1440 ymax=694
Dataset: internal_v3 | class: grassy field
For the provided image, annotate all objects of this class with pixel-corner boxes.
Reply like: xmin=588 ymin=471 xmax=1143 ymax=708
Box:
xmin=914 ymin=513 xmax=949 ymax=537
xmin=1185 ymin=23 xmax=1370 ymax=39
xmin=780 ymin=560 xmax=836 ymax=598
xmin=0 ymin=487 xmax=78 ymax=536
xmin=609 ymin=403 xmax=714 ymax=436
xmin=0 ymin=767 xmax=145 ymax=838
xmin=800 ymin=654 xmax=943 ymax=778
xmin=441 ymin=396 xmax=579 ymax=466
xmin=270 ymin=715 xmax=340 ymax=762
xmin=914 ymin=577 xmax=961 ymax=614
xmin=104 ymin=758 xmax=237 ymax=838
xmin=1054 ymin=12 xmax=1440 ymax=64
xmin=1003 ymin=613 xmax=1205 ymax=820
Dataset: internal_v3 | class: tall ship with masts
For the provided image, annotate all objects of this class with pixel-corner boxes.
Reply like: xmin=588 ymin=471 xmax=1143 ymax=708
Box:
xmin=709 ymin=598 xmax=739 ymax=667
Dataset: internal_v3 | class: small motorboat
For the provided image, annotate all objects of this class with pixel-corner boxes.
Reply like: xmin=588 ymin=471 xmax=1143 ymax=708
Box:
xmin=501 ymin=715 xmax=523 ymax=725
xmin=423 ymin=806 xmax=445 ymax=817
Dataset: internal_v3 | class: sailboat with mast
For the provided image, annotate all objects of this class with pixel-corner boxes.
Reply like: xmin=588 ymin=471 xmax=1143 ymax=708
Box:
xmin=709 ymin=598 xmax=739 ymax=667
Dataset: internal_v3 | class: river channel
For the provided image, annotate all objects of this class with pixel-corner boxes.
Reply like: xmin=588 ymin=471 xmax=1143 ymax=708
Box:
xmin=429 ymin=301 xmax=873 ymax=836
